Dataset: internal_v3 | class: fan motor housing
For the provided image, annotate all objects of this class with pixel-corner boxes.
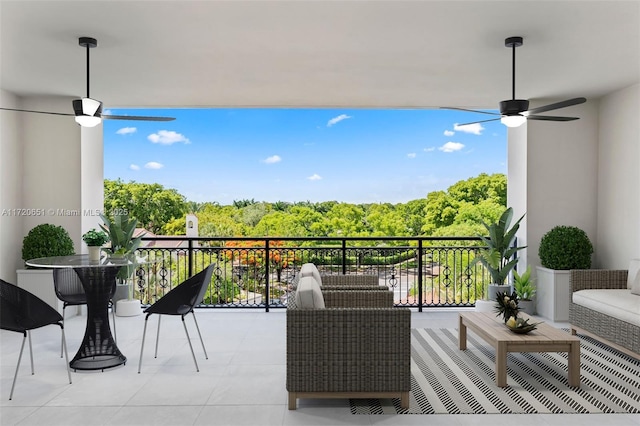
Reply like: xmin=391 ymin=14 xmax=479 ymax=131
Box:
xmin=500 ymin=99 xmax=529 ymax=115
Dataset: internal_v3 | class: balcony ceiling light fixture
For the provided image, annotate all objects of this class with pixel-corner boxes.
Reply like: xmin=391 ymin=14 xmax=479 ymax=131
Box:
xmin=0 ymin=37 xmax=175 ymax=126
xmin=441 ymin=36 xmax=586 ymax=127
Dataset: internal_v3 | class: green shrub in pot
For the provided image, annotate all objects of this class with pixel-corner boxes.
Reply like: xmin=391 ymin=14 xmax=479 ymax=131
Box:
xmin=22 ymin=223 xmax=75 ymax=263
xmin=538 ymin=225 xmax=593 ymax=270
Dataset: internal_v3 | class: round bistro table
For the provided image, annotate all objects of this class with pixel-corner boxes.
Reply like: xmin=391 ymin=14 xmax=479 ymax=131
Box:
xmin=26 ymin=254 xmax=135 ymax=371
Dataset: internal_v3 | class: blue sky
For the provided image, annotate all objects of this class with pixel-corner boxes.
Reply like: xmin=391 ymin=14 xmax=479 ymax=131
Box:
xmin=103 ymin=108 xmax=506 ymax=204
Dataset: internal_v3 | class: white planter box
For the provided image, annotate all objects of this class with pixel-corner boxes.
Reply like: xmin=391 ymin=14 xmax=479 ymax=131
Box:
xmin=16 ymin=269 xmax=81 ymax=316
xmin=535 ymin=266 xmax=571 ymax=322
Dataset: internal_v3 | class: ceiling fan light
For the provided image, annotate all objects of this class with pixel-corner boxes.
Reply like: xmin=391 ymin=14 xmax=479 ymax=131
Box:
xmin=81 ymin=97 xmax=101 ymax=116
xmin=501 ymin=114 xmax=526 ymax=127
xmin=74 ymin=115 xmax=102 ymax=127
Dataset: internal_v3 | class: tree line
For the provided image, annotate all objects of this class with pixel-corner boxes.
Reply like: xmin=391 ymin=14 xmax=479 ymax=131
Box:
xmin=103 ymin=172 xmax=506 ymax=238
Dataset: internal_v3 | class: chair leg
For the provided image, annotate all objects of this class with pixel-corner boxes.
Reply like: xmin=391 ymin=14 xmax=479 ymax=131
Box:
xmin=110 ymin=301 xmax=117 ymax=344
xmin=182 ymin=316 xmax=199 ymax=372
xmin=9 ymin=333 xmax=27 ymax=400
xmin=138 ymin=316 xmax=149 ymax=374
xmin=154 ymin=315 xmax=162 ymax=358
xmin=28 ymin=331 xmax=34 ymax=375
xmin=60 ymin=305 xmax=66 ymax=358
xmin=60 ymin=327 xmax=72 ymax=384
xmin=191 ymin=311 xmax=208 ymax=360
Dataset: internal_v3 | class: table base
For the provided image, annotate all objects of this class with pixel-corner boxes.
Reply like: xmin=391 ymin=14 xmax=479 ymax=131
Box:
xmin=71 ymin=267 xmax=127 ymax=371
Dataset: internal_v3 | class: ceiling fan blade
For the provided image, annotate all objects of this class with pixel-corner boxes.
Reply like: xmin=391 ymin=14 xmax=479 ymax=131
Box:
xmin=457 ymin=117 xmax=501 ymax=126
xmin=525 ymin=97 xmax=586 ymax=115
xmin=0 ymin=107 xmax=74 ymax=117
xmin=440 ymin=107 xmax=500 ymax=116
xmin=103 ymin=114 xmax=175 ymax=122
xmin=527 ymin=115 xmax=579 ymax=122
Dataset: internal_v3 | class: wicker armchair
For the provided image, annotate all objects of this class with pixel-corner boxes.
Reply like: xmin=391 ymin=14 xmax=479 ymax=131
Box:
xmin=570 ymin=269 xmax=640 ymax=355
xmin=286 ymin=288 xmax=411 ymax=410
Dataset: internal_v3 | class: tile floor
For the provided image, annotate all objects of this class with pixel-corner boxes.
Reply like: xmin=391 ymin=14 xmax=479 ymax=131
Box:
xmin=1 ymin=308 xmax=638 ymax=426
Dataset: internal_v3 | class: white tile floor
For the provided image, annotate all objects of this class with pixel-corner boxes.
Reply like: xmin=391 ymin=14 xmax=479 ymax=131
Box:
xmin=1 ymin=309 xmax=638 ymax=426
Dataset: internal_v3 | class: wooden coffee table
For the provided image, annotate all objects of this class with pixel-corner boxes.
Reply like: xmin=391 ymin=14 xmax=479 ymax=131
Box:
xmin=458 ymin=312 xmax=580 ymax=387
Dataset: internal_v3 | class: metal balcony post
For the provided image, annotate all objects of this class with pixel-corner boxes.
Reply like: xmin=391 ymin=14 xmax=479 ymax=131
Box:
xmin=265 ymin=239 xmax=270 ymax=312
xmin=341 ymin=239 xmax=347 ymax=275
xmin=418 ymin=239 xmax=423 ymax=312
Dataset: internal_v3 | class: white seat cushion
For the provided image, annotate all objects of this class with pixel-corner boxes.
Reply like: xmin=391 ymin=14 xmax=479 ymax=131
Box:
xmin=300 ymin=263 xmax=322 ymax=287
xmin=294 ymin=276 xmax=325 ymax=309
xmin=572 ymin=289 xmax=640 ymax=326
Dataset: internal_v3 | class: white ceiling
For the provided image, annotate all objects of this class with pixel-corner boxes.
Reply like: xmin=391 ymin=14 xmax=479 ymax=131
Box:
xmin=1 ymin=0 xmax=638 ymax=111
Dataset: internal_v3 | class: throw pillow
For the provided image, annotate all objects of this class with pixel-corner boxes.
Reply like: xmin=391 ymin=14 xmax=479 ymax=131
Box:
xmin=294 ymin=276 xmax=325 ymax=309
xmin=300 ymin=263 xmax=322 ymax=287
xmin=627 ymin=259 xmax=640 ymax=290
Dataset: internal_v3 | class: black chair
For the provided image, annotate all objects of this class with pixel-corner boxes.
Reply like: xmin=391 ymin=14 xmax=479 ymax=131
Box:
xmin=0 ymin=279 xmax=72 ymax=400
xmin=138 ymin=265 xmax=214 ymax=373
xmin=53 ymin=268 xmax=117 ymax=357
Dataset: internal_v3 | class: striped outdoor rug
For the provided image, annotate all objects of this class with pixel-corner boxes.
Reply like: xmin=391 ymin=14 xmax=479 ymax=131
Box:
xmin=351 ymin=328 xmax=640 ymax=414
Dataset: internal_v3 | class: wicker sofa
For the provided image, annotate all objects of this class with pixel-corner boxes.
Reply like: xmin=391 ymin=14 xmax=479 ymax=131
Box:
xmin=569 ymin=269 xmax=640 ymax=356
xmin=286 ymin=276 xmax=411 ymax=410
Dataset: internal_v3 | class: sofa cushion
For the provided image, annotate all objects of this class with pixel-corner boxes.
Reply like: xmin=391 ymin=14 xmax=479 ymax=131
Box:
xmin=300 ymin=263 xmax=322 ymax=287
xmin=572 ymin=289 xmax=640 ymax=327
xmin=294 ymin=276 xmax=325 ymax=309
xmin=628 ymin=259 xmax=640 ymax=290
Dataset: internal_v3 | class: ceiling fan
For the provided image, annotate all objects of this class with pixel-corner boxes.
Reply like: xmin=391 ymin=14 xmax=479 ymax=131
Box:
xmin=442 ymin=36 xmax=586 ymax=128
xmin=0 ymin=37 xmax=175 ymax=127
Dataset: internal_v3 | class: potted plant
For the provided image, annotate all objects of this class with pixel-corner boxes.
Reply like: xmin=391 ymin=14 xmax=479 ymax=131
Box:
xmin=513 ymin=265 xmax=536 ymax=315
xmin=99 ymin=213 xmax=145 ymax=316
xmin=536 ymin=225 xmax=593 ymax=321
xmin=82 ymin=228 xmax=109 ymax=262
xmin=471 ymin=207 xmax=526 ymax=311
xmin=18 ymin=224 xmax=76 ymax=313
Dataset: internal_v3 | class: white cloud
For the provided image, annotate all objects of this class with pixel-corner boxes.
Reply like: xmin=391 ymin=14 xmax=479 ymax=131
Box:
xmin=144 ymin=162 xmax=164 ymax=169
xmin=129 ymin=164 xmax=140 ymax=171
xmin=116 ymin=127 xmax=137 ymax=135
xmin=307 ymin=174 xmax=322 ymax=181
xmin=438 ymin=142 xmax=465 ymax=153
xmin=327 ymin=114 xmax=352 ymax=127
xmin=424 ymin=147 xmax=435 ymax=152
xmin=262 ymin=155 xmax=282 ymax=164
xmin=453 ymin=123 xmax=484 ymax=135
xmin=148 ymin=130 xmax=190 ymax=145
xmin=407 ymin=153 xmax=416 ymax=159
xmin=444 ymin=130 xmax=455 ymax=136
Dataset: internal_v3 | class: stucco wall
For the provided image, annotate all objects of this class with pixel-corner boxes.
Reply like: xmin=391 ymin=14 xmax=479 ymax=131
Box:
xmin=0 ymin=89 xmax=23 ymax=282
xmin=596 ymin=83 xmax=640 ymax=268
xmin=0 ymin=94 xmax=104 ymax=282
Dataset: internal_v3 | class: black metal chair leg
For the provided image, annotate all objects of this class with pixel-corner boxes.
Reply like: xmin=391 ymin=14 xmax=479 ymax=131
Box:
xmin=60 ymin=305 xmax=67 ymax=358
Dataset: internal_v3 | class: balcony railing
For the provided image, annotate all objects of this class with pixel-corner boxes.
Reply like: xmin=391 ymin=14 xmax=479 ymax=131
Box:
xmin=132 ymin=236 xmax=491 ymax=311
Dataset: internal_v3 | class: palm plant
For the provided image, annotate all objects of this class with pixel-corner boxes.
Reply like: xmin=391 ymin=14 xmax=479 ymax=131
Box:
xmin=471 ymin=207 xmax=526 ymax=298
xmin=99 ymin=213 xmax=145 ymax=282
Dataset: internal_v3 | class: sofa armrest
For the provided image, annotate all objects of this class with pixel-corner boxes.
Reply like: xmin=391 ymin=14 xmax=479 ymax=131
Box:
xmin=286 ymin=308 xmax=411 ymax=393
xmin=321 ymin=274 xmax=380 ymax=287
xmin=322 ymin=290 xmax=394 ymax=308
xmin=570 ymin=269 xmax=628 ymax=293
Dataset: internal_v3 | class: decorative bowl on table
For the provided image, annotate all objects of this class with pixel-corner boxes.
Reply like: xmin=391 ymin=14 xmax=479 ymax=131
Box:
xmin=505 ymin=317 xmax=542 ymax=334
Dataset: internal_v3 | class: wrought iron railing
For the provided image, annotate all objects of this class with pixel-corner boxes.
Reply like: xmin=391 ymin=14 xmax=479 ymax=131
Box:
xmin=133 ymin=236 xmax=490 ymax=311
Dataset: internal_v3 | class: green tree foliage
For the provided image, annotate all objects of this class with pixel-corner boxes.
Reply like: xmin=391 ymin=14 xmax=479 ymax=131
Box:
xmin=105 ymin=173 xmax=506 ymax=239
xmin=104 ymin=179 xmax=187 ymax=234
